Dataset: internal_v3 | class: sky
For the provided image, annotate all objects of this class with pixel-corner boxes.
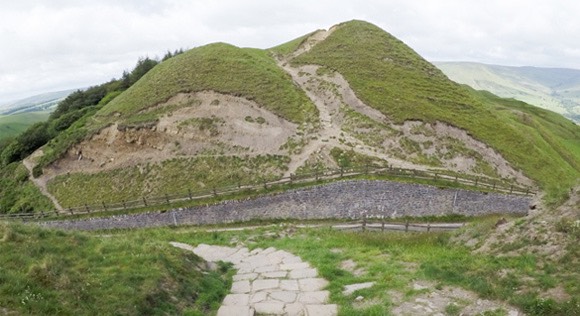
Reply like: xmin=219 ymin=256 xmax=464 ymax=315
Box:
xmin=1 ymin=0 xmax=579 ymax=103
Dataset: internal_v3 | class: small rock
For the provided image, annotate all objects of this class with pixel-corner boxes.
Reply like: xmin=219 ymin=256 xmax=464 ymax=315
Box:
xmin=355 ymin=296 xmax=364 ymax=301
xmin=343 ymin=282 xmax=375 ymax=295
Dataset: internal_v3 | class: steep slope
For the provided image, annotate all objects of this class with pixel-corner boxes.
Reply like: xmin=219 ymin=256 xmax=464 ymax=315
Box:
xmin=284 ymin=20 xmax=579 ymax=203
xmin=22 ymin=20 xmax=580 ymax=209
xmin=435 ymin=62 xmax=580 ymax=122
xmin=35 ymin=44 xmax=318 ymax=207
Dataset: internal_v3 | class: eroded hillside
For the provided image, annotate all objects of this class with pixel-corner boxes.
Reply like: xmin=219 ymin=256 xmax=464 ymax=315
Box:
xmin=23 ymin=21 xmax=579 ymax=208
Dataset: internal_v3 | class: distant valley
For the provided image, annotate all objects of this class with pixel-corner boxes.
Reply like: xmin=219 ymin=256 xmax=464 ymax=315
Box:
xmin=435 ymin=62 xmax=580 ymax=123
xmin=0 ymin=89 xmax=75 ymax=140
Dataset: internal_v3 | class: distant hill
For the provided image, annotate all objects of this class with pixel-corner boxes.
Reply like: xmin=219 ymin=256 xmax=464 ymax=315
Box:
xmin=0 ymin=111 xmax=51 ymax=140
xmin=0 ymin=89 xmax=76 ymax=116
xmin=0 ymin=89 xmax=75 ymax=140
xmin=434 ymin=62 xmax=580 ymax=122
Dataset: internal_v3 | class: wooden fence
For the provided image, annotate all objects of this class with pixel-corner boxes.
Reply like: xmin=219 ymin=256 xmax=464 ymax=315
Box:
xmin=0 ymin=164 xmax=535 ymax=220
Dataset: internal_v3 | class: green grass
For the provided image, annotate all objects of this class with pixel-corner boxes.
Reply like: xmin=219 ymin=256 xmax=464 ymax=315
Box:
xmin=86 ymin=217 xmax=578 ymax=316
xmin=270 ymin=31 xmax=318 ymax=56
xmin=97 ymin=43 xmax=317 ymax=125
xmin=0 ymin=112 xmax=50 ymax=140
xmin=290 ymin=20 xmax=580 ymax=204
xmin=47 ymin=155 xmax=290 ymax=207
xmin=0 ymin=222 xmax=232 ymax=315
xmin=0 ymin=163 xmax=52 ymax=213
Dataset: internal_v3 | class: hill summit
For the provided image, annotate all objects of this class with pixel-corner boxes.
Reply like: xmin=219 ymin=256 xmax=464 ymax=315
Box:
xmin=17 ymin=20 xmax=580 ymax=210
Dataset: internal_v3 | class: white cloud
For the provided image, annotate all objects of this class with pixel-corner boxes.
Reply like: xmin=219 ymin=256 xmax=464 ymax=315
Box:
xmin=0 ymin=0 xmax=579 ymax=102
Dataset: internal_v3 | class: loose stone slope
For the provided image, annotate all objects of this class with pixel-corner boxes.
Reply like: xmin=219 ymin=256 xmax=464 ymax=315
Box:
xmin=171 ymin=242 xmax=337 ymax=316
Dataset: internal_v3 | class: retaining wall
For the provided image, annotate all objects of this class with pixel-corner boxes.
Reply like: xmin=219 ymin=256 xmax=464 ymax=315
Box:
xmin=39 ymin=180 xmax=532 ymax=231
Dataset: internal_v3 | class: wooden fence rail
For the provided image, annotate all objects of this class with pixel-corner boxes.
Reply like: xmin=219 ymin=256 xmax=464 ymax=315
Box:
xmin=0 ymin=164 xmax=535 ymax=220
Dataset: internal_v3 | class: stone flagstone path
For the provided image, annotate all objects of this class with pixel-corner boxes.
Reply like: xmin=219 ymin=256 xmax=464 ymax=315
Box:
xmin=171 ymin=242 xmax=338 ymax=316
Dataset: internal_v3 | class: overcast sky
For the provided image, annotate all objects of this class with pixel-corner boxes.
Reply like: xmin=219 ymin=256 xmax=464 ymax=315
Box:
xmin=1 ymin=0 xmax=578 ymax=103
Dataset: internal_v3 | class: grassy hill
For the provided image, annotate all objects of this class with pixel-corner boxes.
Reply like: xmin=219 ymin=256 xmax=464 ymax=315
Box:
xmin=0 ymin=19 xmax=579 ymax=316
xmin=2 ymin=20 xmax=579 ymax=212
xmin=434 ymin=62 xmax=580 ymax=122
xmin=288 ymin=20 xmax=580 ymax=203
xmin=0 ymin=90 xmax=75 ymax=141
xmin=0 ymin=112 xmax=50 ymax=140
xmin=0 ymin=89 xmax=74 ymax=115
xmin=96 ymin=43 xmax=317 ymax=125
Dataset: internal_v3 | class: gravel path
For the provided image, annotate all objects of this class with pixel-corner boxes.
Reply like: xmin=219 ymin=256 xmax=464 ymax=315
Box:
xmin=171 ymin=242 xmax=337 ymax=316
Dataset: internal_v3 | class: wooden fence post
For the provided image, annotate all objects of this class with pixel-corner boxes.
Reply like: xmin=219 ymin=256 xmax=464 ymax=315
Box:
xmin=493 ymin=181 xmax=496 ymax=190
xmin=102 ymin=201 xmax=107 ymax=212
xmin=340 ymin=167 xmax=344 ymax=178
xmin=69 ymin=208 xmax=74 ymax=215
xmin=123 ymin=200 xmax=127 ymax=210
xmin=427 ymin=223 xmax=431 ymax=232
xmin=362 ymin=213 xmax=367 ymax=232
xmin=85 ymin=204 xmax=90 ymax=213
xmin=188 ymin=189 xmax=193 ymax=200
xmin=143 ymin=197 xmax=148 ymax=207
xmin=475 ymin=177 xmax=479 ymax=187
xmin=165 ymin=193 xmax=170 ymax=204
xmin=381 ymin=216 xmax=385 ymax=232
xmin=405 ymin=220 xmax=409 ymax=232
xmin=510 ymin=184 xmax=513 ymax=194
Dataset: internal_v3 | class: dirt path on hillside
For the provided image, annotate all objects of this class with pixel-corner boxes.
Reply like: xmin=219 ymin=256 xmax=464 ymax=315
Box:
xmin=277 ymin=28 xmax=532 ymax=185
xmin=23 ymin=150 xmax=64 ymax=211
xmin=277 ymin=30 xmax=429 ymax=177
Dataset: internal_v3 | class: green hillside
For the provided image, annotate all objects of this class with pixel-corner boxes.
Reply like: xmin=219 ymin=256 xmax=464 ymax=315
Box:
xmin=97 ymin=43 xmax=317 ymax=125
xmin=0 ymin=112 xmax=50 ymax=140
xmin=288 ymin=20 xmax=580 ymax=203
xmin=2 ymin=20 xmax=579 ymax=212
xmin=434 ymin=62 xmax=580 ymax=122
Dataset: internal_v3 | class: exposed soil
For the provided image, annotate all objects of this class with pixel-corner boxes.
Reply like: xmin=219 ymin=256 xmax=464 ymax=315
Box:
xmin=37 ymin=91 xmax=297 ymax=183
xmin=340 ymin=259 xmax=367 ymax=277
xmin=474 ymin=186 xmax=579 ymax=259
xmin=22 ymin=150 xmax=63 ymax=211
xmin=29 ymin=27 xmax=533 ymax=209
xmin=277 ymin=32 xmax=531 ymax=184
xmin=391 ymin=281 xmax=522 ymax=316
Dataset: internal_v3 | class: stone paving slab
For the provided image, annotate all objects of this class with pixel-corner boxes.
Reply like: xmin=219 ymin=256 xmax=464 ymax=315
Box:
xmin=222 ymin=294 xmax=249 ymax=306
xmin=172 ymin=242 xmax=338 ymax=316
